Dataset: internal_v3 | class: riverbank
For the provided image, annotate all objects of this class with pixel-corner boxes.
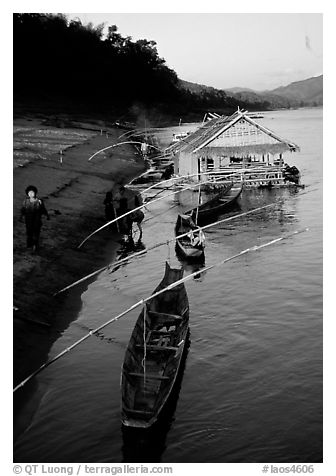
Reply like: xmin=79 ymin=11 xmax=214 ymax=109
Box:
xmin=13 ymin=115 xmax=146 ymax=389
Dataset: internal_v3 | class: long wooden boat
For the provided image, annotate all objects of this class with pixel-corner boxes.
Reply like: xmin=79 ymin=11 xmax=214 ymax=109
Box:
xmin=185 ymin=181 xmax=243 ymax=225
xmin=127 ymin=163 xmax=174 ymax=188
xmin=121 ymin=262 xmax=189 ymax=428
xmin=175 ymin=214 xmax=205 ymax=261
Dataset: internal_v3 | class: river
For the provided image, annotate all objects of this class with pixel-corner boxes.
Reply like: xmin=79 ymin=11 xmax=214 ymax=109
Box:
xmin=13 ymin=107 xmax=322 ymax=463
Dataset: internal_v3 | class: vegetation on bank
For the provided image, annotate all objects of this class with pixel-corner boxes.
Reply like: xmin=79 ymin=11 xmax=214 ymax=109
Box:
xmin=13 ymin=13 xmax=270 ymax=124
xmin=14 ymin=14 xmax=322 ymax=125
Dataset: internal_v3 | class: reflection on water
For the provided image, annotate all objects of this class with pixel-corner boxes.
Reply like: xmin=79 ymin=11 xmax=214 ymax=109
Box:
xmin=175 ymin=255 xmax=206 ymax=281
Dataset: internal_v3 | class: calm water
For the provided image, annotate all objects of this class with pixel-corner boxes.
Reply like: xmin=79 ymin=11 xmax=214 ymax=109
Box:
xmin=14 ymin=108 xmax=322 ymax=463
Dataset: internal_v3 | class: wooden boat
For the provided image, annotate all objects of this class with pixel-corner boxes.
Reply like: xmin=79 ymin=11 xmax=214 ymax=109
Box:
xmin=121 ymin=262 xmax=189 ymax=428
xmin=172 ymin=131 xmax=190 ymax=142
xmin=127 ymin=168 xmax=163 ymax=188
xmin=185 ymin=182 xmax=243 ymax=225
xmin=175 ymin=214 xmax=205 ymax=261
xmin=127 ymin=163 xmax=174 ymax=187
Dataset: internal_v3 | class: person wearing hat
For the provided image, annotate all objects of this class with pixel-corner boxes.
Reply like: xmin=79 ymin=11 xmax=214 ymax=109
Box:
xmin=20 ymin=185 xmax=50 ymax=252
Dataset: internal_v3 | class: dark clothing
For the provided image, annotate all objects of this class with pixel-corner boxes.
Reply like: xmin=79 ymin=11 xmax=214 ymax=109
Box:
xmin=119 ymin=197 xmax=129 ymax=212
xmin=104 ymin=203 xmax=115 ymax=222
xmin=117 ymin=208 xmax=132 ymax=235
xmin=129 ymin=209 xmax=144 ymax=223
xmin=129 ymin=193 xmax=144 ymax=223
xmin=103 ymin=194 xmax=116 ymax=222
xmin=161 ymin=164 xmax=174 ymax=180
xmin=21 ymin=198 xmax=49 ymax=248
xmin=114 ymin=188 xmax=145 ymax=237
xmin=115 ymin=196 xmax=130 ymax=235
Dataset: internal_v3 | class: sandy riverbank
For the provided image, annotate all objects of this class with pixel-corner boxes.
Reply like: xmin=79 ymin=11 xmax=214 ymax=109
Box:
xmin=13 ymin=115 xmax=147 ymax=389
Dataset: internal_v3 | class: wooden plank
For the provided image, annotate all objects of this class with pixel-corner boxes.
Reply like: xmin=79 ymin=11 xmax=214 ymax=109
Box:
xmin=136 ymin=344 xmax=178 ymax=352
xmin=123 ymin=407 xmax=153 ymax=415
xmin=148 ymin=311 xmax=182 ymax=321
xmin=151 ymin=329 xmax=175 ymax=335
xmin=128 ymin=372 xmax=169 ymax=380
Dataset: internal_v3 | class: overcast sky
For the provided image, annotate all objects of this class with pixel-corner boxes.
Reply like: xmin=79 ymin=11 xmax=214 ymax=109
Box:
xmin=68 ymin=12 xmax=322 ymax=91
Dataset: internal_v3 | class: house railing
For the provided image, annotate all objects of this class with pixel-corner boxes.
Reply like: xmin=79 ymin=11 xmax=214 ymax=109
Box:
xmin=201 ymin=165 xmax=288 ymax=188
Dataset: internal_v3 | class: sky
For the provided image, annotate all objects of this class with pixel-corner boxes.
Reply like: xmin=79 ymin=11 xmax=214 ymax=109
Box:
xmin=68 ymin=12 xmax=322 ymax=91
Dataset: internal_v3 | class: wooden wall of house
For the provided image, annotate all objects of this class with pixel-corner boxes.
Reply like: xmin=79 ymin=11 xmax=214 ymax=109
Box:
xmin=175 ymin=148 xmax=286 ymax=180
xmin=210 ymin=119 xmax=280 ymax=148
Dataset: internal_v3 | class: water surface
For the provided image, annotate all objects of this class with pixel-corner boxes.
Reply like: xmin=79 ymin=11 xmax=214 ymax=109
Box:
xmin=14 ymin=108 xmax=322 ymax=463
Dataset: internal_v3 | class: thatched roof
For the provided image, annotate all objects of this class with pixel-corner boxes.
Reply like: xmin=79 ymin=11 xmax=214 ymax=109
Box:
xmin=168 ymin=109 xmax=300 ymax=156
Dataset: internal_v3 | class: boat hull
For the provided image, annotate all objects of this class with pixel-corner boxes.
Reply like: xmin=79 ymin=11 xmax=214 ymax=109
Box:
xmin=175 ymin=240 xmax=204 ymax=261
xmin=188 ymin=182 xmax=243 ymax=225
xmin=175 ymin=214 xmax=205 ymax=263
xmin=121 ymin=262 xmax=189 ymax=428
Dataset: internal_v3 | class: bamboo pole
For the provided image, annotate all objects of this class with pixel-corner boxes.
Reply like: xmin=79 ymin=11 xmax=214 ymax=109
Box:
xmin=195 ymin=183 xmax=201 ymax=225
xmin=77 ymin=171 xmax=240 ymax=249
xmin=53 ymin=248 xmax=148 ymax=296
xmin=14 ymin=227 xmax=308 ymax=393
xmin=130 ymin=168 xmax=241 ymax=198
xmin=56 ymin=203 xmax=275 ymax=295
xmin=77 ymin=179 xmax=215 ymax=249
xmin=88 ymin=141 xmax=162 ymax=162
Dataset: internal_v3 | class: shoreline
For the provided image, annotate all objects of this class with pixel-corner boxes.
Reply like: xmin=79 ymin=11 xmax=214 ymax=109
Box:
xmin=13 ymin=116 xmax=146 ymax=390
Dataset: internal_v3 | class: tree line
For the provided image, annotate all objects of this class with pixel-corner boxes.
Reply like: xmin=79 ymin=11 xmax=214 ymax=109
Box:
xmin=13 ymin=13 xmax=270 ymax=122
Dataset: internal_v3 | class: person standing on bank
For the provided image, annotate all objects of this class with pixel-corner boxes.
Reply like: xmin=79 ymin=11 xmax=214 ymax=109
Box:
xmin=20 ymin=185 xmax=50 ymax=252
xmin=103 ymin=191 xmax=119 ymax=232
xmin=103 ymin=191 xmax=115 ymax=221
xmin=113 ymin=185 xmax=132 ymax=240
xmin=129 ymin=191 xmax=145 ymax=241
xmin=113 ymin=185 xmax=145 ymax=242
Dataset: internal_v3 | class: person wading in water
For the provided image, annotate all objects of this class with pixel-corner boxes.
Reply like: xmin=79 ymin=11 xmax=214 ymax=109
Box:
xmin=20 ymin=185 xmax=50 ymax=252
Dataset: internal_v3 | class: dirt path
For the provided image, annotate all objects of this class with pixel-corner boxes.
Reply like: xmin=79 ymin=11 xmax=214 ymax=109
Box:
xmin=13 ymin=119 xmax=146 ymax=388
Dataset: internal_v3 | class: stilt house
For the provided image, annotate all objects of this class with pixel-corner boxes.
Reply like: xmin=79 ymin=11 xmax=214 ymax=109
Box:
xmin=168 ymin=109 xmax=300 ymax=186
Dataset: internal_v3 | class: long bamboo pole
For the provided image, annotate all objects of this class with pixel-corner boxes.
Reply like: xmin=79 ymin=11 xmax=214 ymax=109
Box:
xmin=77 ymin=179 xmax=215 ymax=249
xmin=139 ymin=170 xmax=239 ymax=197
xmin=78 ymin=172 xmax=242 ymax=249
xmin=55 ymin=203 xmax=276 ymax=296
xmin=88 ymin=141 xmax=162 ymax=162
xmin=195 ymin=183 xmax=201 ymax=225
xmin=53 ymin=248 xmax=148 ymax=296
xmin=14 ymin=227 xmax=308 ymax=393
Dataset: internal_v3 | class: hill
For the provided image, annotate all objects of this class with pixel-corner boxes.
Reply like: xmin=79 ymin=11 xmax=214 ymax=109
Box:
xmin=180 ymin=75 xmax=323 ymax=111
xmin=14 ymin=14 xmax=322 ymax=125
xmin=265 ymin=75 xmax=323 ymax=106
xmin=223 ymin=75 xmax=323 ymax=108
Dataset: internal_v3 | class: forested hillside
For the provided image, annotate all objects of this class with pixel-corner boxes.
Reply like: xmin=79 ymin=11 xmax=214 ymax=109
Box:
xmin=223 ymin=76 xmax=323 ymax=108
xmin=267 ymin=75 xmax=323 ymax=107
xmin=14 ymin=13 xmax=275 ymax=123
